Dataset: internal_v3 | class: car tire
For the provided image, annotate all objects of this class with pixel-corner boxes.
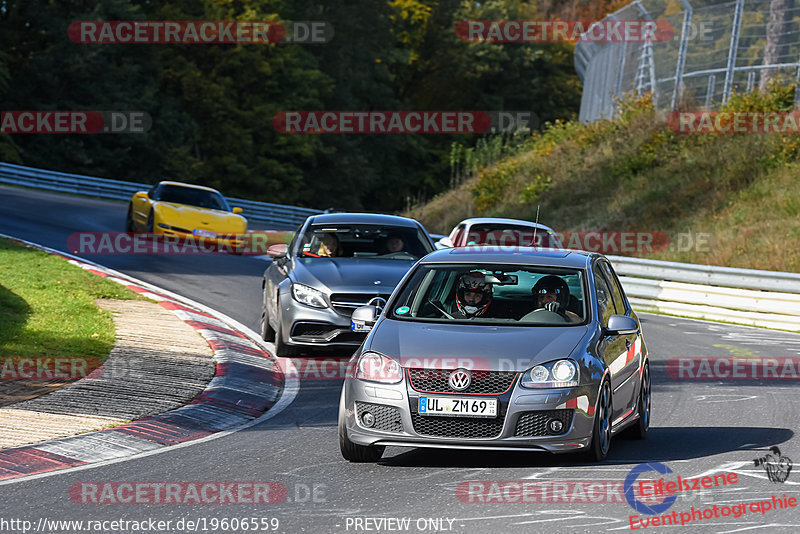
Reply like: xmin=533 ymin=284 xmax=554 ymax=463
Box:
xmin=274 ymin=310 xmax=301 ymax=357
xmin=625 ymin=363 xmax=650 ymax=440
xmin=261 ymin=299 xmax=276 ymax=342
xmin=146 ymin=212 xmax=155 ymax=233
xmin=125 ymin=205 xmax=135 ymax=232
xmin=585 ymin=379 xmax=613 ymax=462
xmin=338 ymin=393 xmax=385 ymax=463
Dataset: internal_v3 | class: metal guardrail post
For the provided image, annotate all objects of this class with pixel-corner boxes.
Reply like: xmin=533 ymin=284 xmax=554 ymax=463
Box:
xmin=794 ymin=54 xmax=800 ymax=108
xmin=705 ymin=75 xmax=716 ymax=108
xmin=671 ymin=1 xmax=694 ymax=110
xmin=722 ymin=0 xmax=745 ymax=104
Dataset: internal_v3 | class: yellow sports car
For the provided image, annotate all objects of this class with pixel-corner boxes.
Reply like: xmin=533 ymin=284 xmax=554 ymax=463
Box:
xmin=125 ymin=181 xmax=247 ymax=250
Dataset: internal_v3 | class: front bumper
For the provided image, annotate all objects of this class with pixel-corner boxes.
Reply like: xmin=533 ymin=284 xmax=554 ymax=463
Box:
xmin=153 ymin=227 xmax=246 ymax=250
xmin=341 ymin=375 xmax=597 ymax=453
xmin=279 ymin=297 xmax=367 ymax=349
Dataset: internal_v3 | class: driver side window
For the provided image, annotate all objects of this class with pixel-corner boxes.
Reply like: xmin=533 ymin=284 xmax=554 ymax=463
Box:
xmin=593 ymin=267 xmax=614 ymax=327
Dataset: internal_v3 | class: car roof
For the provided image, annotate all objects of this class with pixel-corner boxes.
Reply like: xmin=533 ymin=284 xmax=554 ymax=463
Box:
xmin=306 ymin=212 xmax=422 ymax=227
xmin=157 ymin=181 xmax=221 ymax=193
xmin=419 ymin=247 xmax=597 ymax=268
xmin=458 ymin=218 xmax=556 ymax=231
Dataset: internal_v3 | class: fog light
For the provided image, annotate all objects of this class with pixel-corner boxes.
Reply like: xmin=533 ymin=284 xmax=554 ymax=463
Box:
xmin=362 ymin=412 xmax=375 ymax=427
xmin=549 ymin=419 xmax=564 ymax=433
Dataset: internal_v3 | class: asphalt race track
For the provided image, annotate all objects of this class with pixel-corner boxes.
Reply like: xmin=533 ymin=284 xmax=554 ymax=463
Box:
xmin=1 ymin=185 xmax=799 ymax=534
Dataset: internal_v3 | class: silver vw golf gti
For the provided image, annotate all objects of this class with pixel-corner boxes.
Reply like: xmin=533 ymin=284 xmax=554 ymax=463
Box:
xmin=338 ymin=248 xmax=651 ymax=462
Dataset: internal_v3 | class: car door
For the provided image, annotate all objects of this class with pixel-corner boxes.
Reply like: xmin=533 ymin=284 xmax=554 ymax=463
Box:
xmin=592 ymin=263 xmax=630 ymax=421
xmin=599 ymin=260 xmax=641 ymax=419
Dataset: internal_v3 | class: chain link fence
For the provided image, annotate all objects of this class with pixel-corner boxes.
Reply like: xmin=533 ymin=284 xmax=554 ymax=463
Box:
xmin=576 ymin=0 xmax=800 ymax=121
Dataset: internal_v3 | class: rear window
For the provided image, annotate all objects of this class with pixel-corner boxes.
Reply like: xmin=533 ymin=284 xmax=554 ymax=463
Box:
xmin=465 ymin=224 xmax=561 ymax=248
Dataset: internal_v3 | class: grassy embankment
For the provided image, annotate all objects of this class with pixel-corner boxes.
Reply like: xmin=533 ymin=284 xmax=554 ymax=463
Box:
xmin=0 ymin=238 xmax=142 ymax=365
xmin=407 ymin=87 xmax=800 ymax=272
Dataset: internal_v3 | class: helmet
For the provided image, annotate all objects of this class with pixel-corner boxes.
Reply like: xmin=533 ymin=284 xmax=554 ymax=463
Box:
xmin=532 ymin=275 xmax=569 ymax=310
xmin=456 ymin=271 xmax=493 ymax=317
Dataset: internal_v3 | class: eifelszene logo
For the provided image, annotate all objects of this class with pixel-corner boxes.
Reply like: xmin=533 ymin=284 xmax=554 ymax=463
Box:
xmin=625 ymin=462 xmax=678 ymax=515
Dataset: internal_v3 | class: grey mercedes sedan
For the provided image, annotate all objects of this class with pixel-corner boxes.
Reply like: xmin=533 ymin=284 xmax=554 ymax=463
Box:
xmin=338 ymin=248 xmax=651 ymax=462
xmin=260 ymin=213 xmax=435 ymax=356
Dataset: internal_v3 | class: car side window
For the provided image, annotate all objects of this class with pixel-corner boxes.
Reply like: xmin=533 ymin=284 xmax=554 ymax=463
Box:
xmin=599 ymin=261 xmax=628 ymax=315
xmin=593 ymin=267 xmax=614 ymax=327
xmin=288 ymin=224 xmax=303 ymax=257
xmin=451 ymin=224 xmax=466 ymax=246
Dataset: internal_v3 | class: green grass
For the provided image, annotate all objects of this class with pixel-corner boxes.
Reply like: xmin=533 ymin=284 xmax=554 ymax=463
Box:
xmin=0 ymin=238 xmax=142 ymax=364
xmin=406 ymin=85 xmax=800 ymax=273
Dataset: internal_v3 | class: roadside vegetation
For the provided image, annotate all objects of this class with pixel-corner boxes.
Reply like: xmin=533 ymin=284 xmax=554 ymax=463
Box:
xmin=406 ymin=85 xmax=800 ymax=272
xmin=0 ymin=238 xmax=142 ymax=363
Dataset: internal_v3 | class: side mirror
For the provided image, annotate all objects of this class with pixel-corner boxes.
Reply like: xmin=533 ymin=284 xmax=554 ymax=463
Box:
xmin=436 ymin=237 xmax=453 ymax=249
xmin=267 ymin=243 xmax=288 ymax=259
xmin=351 ymin=305 xmax=379 ymax=332
xmin=134 ymin=191 xmax=149 ymax=202
xmin=604 ymin=315 xmax=638 ymax=336
xmin=232 ymin=207 xmax=243 ymax=214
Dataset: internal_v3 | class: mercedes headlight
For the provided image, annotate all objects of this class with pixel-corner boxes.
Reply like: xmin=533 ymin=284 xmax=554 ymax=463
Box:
xmin=291 ymin=283 xmax=327 ymax=309
xmin=520 ymin=359 xmax=578 ymax=388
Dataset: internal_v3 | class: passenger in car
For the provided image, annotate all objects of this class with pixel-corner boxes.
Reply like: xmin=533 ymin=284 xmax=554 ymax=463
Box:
xmin=317 ymin=232 xmax=341 ymax=257
xmin=532 ymin=275 xmax=582 ymax=323
xmin=385 ymin=234 xmax=405 ymax=253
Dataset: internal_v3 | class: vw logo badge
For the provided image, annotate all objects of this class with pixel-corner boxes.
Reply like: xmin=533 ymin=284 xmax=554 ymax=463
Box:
xmin=448 ymin=369 xmax=472 ymax=391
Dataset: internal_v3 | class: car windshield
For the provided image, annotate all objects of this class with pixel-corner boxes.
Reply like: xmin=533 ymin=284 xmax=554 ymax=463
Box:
xmin=296 ymin=224 xmax=433 ymax=260
xmin=465 ymin=224 xmax=561 ymax=248
xmin=152 ymin=184 xmax=230 ymax=211
xmin=389 ymin=264 xmax=587 ymax=326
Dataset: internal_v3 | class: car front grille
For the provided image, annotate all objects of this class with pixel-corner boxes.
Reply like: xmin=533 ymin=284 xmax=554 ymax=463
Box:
xmin=408 ymin=368 xmax=517 ymax=394
xmin=410 ymin=413 xmax=506 ymax=439
xmin=409 ymin=398 xmax=507 ymax=439
xmin=514 ymin=410 xmax=573 ymax=437
xmin=329 ymin=293 xmax=391 ymax=316
xmin=355 ymin=402 xmax=403 ymax=433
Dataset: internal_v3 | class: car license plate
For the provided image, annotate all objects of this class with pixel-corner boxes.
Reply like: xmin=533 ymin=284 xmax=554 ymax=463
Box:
xmin=350 ymin=320 xmax=371 ymax=333
xmin=418 ymin=396 xmax=497 ymax=418
xmin=193 ymin=229 xmax=217 ymax=238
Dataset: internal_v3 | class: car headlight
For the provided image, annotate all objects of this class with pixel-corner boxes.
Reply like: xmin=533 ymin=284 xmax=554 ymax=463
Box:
xmin=291 ymin=283 xmax=327 ymax=309
xmin=520 ymin=359 xmax=578 ymax=388
xmin=354 ymin=352 xmax=402 ymax=384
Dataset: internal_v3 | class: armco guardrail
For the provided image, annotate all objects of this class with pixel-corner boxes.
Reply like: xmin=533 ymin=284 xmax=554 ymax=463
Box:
xmin=609 ymin=255 xmax=800 ymax=331
xmin=0 ymin=162 xmax=321 ymax=228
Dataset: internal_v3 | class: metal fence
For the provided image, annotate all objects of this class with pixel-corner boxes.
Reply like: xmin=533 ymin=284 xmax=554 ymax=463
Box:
xmin=0 ymin=162 xmax=321 ymax=229
xmin=576 ymin=0 xmax=800 ymax=121
xmin=609 ymin=255 xmax=800 ymax=331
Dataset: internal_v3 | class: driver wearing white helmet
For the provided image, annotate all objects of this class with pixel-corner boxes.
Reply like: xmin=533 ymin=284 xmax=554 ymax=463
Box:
xmin=455 ymin=271 xmax=494 ymax=318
